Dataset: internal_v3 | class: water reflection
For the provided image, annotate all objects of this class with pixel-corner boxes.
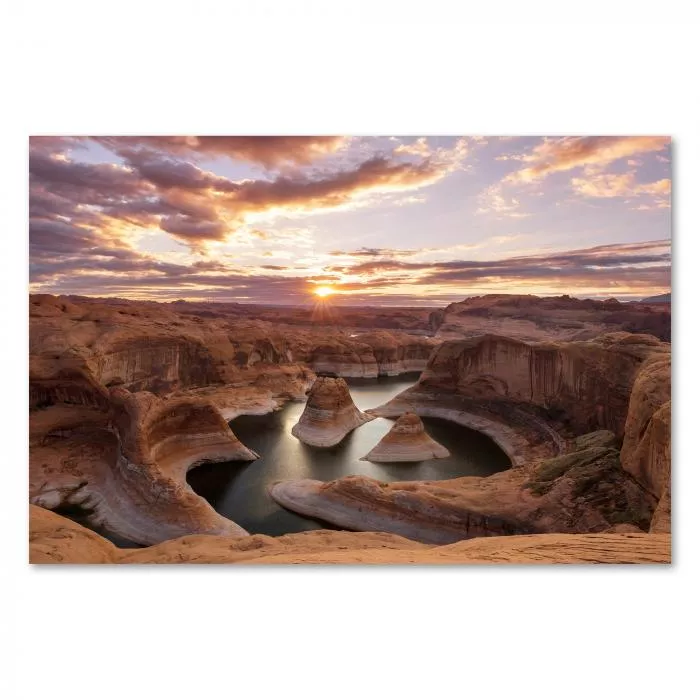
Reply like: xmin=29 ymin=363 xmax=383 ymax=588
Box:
xmin=188 ymin=374 xmax=511 ymax=536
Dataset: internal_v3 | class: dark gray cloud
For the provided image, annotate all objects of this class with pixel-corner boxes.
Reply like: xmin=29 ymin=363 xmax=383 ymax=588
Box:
xmin=329 ymin=246 xmax=422 ymax=257
xmin=324 ymin=240 xmax=671 ymax=288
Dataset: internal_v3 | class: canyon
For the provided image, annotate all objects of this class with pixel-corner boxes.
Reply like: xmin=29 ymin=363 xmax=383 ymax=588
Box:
xmin=28 ymin=293 xmax=672 ymax=564
xmin=271 ymin=332 xmax=670 ymax=543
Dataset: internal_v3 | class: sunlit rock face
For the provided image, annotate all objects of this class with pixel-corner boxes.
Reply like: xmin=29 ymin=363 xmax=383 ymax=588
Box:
xmin=29 ymin=505 xmax=671 ymax=565
xmin=30 ymin=386 xmax=258 ymax=546
xmin=28 ymin=294 xmax=432 ymax=546
xmin=270 ymin=430 xmax=658 ymax=545
xmin=362 ymin=412 xmax=450 ymax=462
xmin=371 ymin=332 xmax=671 ymax=466
xmin=306 ymin=341 xmax=379 ymax=378
xmin=291 ymin=376 xmax=375 ymax=447
xmin=301 ymin=332 xmax=437 ymax=378
xmin=620 ymin=354 xmax=671 ymax=532
xmin=352 ymin=331 xmax=437 ymax=376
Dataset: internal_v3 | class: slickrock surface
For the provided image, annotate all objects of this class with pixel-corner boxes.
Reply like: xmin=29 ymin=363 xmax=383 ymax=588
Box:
xmin=619 ymin=354 xmax=671 ymax=532
xmin=30 ymin=387 xmax=258 ymax=545
xmin=29 ymin=506 xmax=670 ymax=565
xmin=429 ymin=294 xmax=670 ymax=343
xmin=362 ymin=412 xmax=450 ymax=462
xmin=168 ymin=365 xmax=316 ymax=420
xmin=620 ymin=356 xmax=671 ymax=498
xmin=291 ymin=376 xmax=375 ymax=447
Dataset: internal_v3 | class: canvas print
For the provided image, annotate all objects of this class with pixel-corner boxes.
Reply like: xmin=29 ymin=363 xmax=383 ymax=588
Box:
xmin=28 ymin=136 xmax=671 ymax=564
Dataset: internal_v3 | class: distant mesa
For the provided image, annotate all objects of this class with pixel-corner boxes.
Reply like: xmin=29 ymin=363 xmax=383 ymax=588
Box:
xmin=362 ymin=412 xmax=450 ymax=463
xmin=640 ymin=293 xmax=671 ymax=304
xmin=291 ymin=376 xmax=374 ymax=447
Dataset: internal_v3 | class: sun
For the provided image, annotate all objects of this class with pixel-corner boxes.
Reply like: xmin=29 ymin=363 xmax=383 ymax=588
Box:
xmin=314 ymin=286 xmax=334 ymax=298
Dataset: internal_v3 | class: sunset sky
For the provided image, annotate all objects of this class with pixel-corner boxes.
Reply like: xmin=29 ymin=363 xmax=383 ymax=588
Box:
xmin=29 ymin=135 xmax=671 ymax=306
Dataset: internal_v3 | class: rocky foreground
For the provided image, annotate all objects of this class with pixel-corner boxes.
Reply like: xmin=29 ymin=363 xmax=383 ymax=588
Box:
xmin=29 ymin=505 xmax=670 ymax=564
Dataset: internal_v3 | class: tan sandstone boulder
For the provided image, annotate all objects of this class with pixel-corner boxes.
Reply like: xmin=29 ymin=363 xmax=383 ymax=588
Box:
xmin=362 ymin=412 xmax=450 ymax=462
xmin=291 ymin=376 xmax=374 ymax=447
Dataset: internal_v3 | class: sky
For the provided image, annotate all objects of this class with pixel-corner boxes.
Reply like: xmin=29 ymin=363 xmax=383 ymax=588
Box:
xmin=28 ymin=135 xmax=671 ymax=306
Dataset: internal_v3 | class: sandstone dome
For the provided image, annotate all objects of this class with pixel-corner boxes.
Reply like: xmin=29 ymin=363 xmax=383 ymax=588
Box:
xmin=362 ymin=412 xmax=450 ymax=462
xmin=291 ymin=376 xmax=374 ymax=447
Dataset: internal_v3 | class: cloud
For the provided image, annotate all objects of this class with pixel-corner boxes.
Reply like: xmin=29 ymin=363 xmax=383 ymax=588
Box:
xmin=218 ymin=155 xmax=450 ymax=219
xmin=507 ymin=136 xmax=670 ymax=183
xmin=394 ymin=137 xmax=432 ymax=158
xmin=328 ymin=241 xmax=482 ymax=262
xmin=570 ymin=172 xmax=671 ymax=208
xmin=29 ymin=138 xmax=465 ymax=251
xmin=28 ymin=136 xmax=671 ymax=305
xmin=329 ymin=246 xmax=424 ymax=258
xmin=321 ymin=239 xmax=671 ymax=288
xmin=30 ymin=235 xmax=671 ymax=304
xmin=91 ymin=136 xmax=349 ymax=167
xmin=475 ymin=182 xmax=531 ymax=218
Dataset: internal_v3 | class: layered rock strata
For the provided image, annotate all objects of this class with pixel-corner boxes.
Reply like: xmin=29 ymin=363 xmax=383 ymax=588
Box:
xmin=30 ymin=388 xmax=259 ymax=545
xmin=30 ymin=294 xmax=435 ymax=387
xmin=362 ymin=412 xmax=450 ymax=462
xmin=291 ymin=377 xmax=375 ymax=447
xmin=369 ymin=332 xmax=670 ymax=466
xmin=30 ymin=505 xmax=671 ymax=565
xmin=270 ymin=430 xmax=657 ymax=544
xmin=620 ymin=354 xmax=671 ymax=532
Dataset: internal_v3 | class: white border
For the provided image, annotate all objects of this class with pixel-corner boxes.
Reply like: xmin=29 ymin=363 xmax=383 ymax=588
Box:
xmin=2 ymin=3 xmax=698 ymax=699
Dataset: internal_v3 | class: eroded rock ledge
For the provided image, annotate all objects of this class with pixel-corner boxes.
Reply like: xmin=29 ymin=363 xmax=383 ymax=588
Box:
xmin=30 ymin=387 xmax=260 ymax=545
xmin=291 ymin=376 xmax=375 ymax=447
xmin=29 ymin=506 xmax=671 ymax=565
xmin=362 ymin=412 xmax=450 ymax=462
xmin=270 ymin=430 xmax=656 ymax=544
xmin=369 ymin=332 xmax=670 ymax=466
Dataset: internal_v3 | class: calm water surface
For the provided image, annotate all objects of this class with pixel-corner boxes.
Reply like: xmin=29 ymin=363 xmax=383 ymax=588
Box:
xmin=188 ymin=374 xmax=511 ymax=536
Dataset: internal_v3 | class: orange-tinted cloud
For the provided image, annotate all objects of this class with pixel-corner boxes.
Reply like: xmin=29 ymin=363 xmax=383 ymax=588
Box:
xmin=508 ymin=136 xmax=670 ymax=183
xmin=570 ymin=172 xmax=671 ymax=207
xmin=29 ymin=137 xmax=464 ymax=251
xmin=30 ymin=236 xmax=670 ymax=305
xmin=92 ymin=136 xmax=349 ymax=167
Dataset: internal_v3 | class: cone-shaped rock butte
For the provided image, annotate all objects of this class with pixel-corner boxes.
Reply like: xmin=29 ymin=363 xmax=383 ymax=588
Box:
xmin=187 ymin=374 xmax=511 ymax=537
